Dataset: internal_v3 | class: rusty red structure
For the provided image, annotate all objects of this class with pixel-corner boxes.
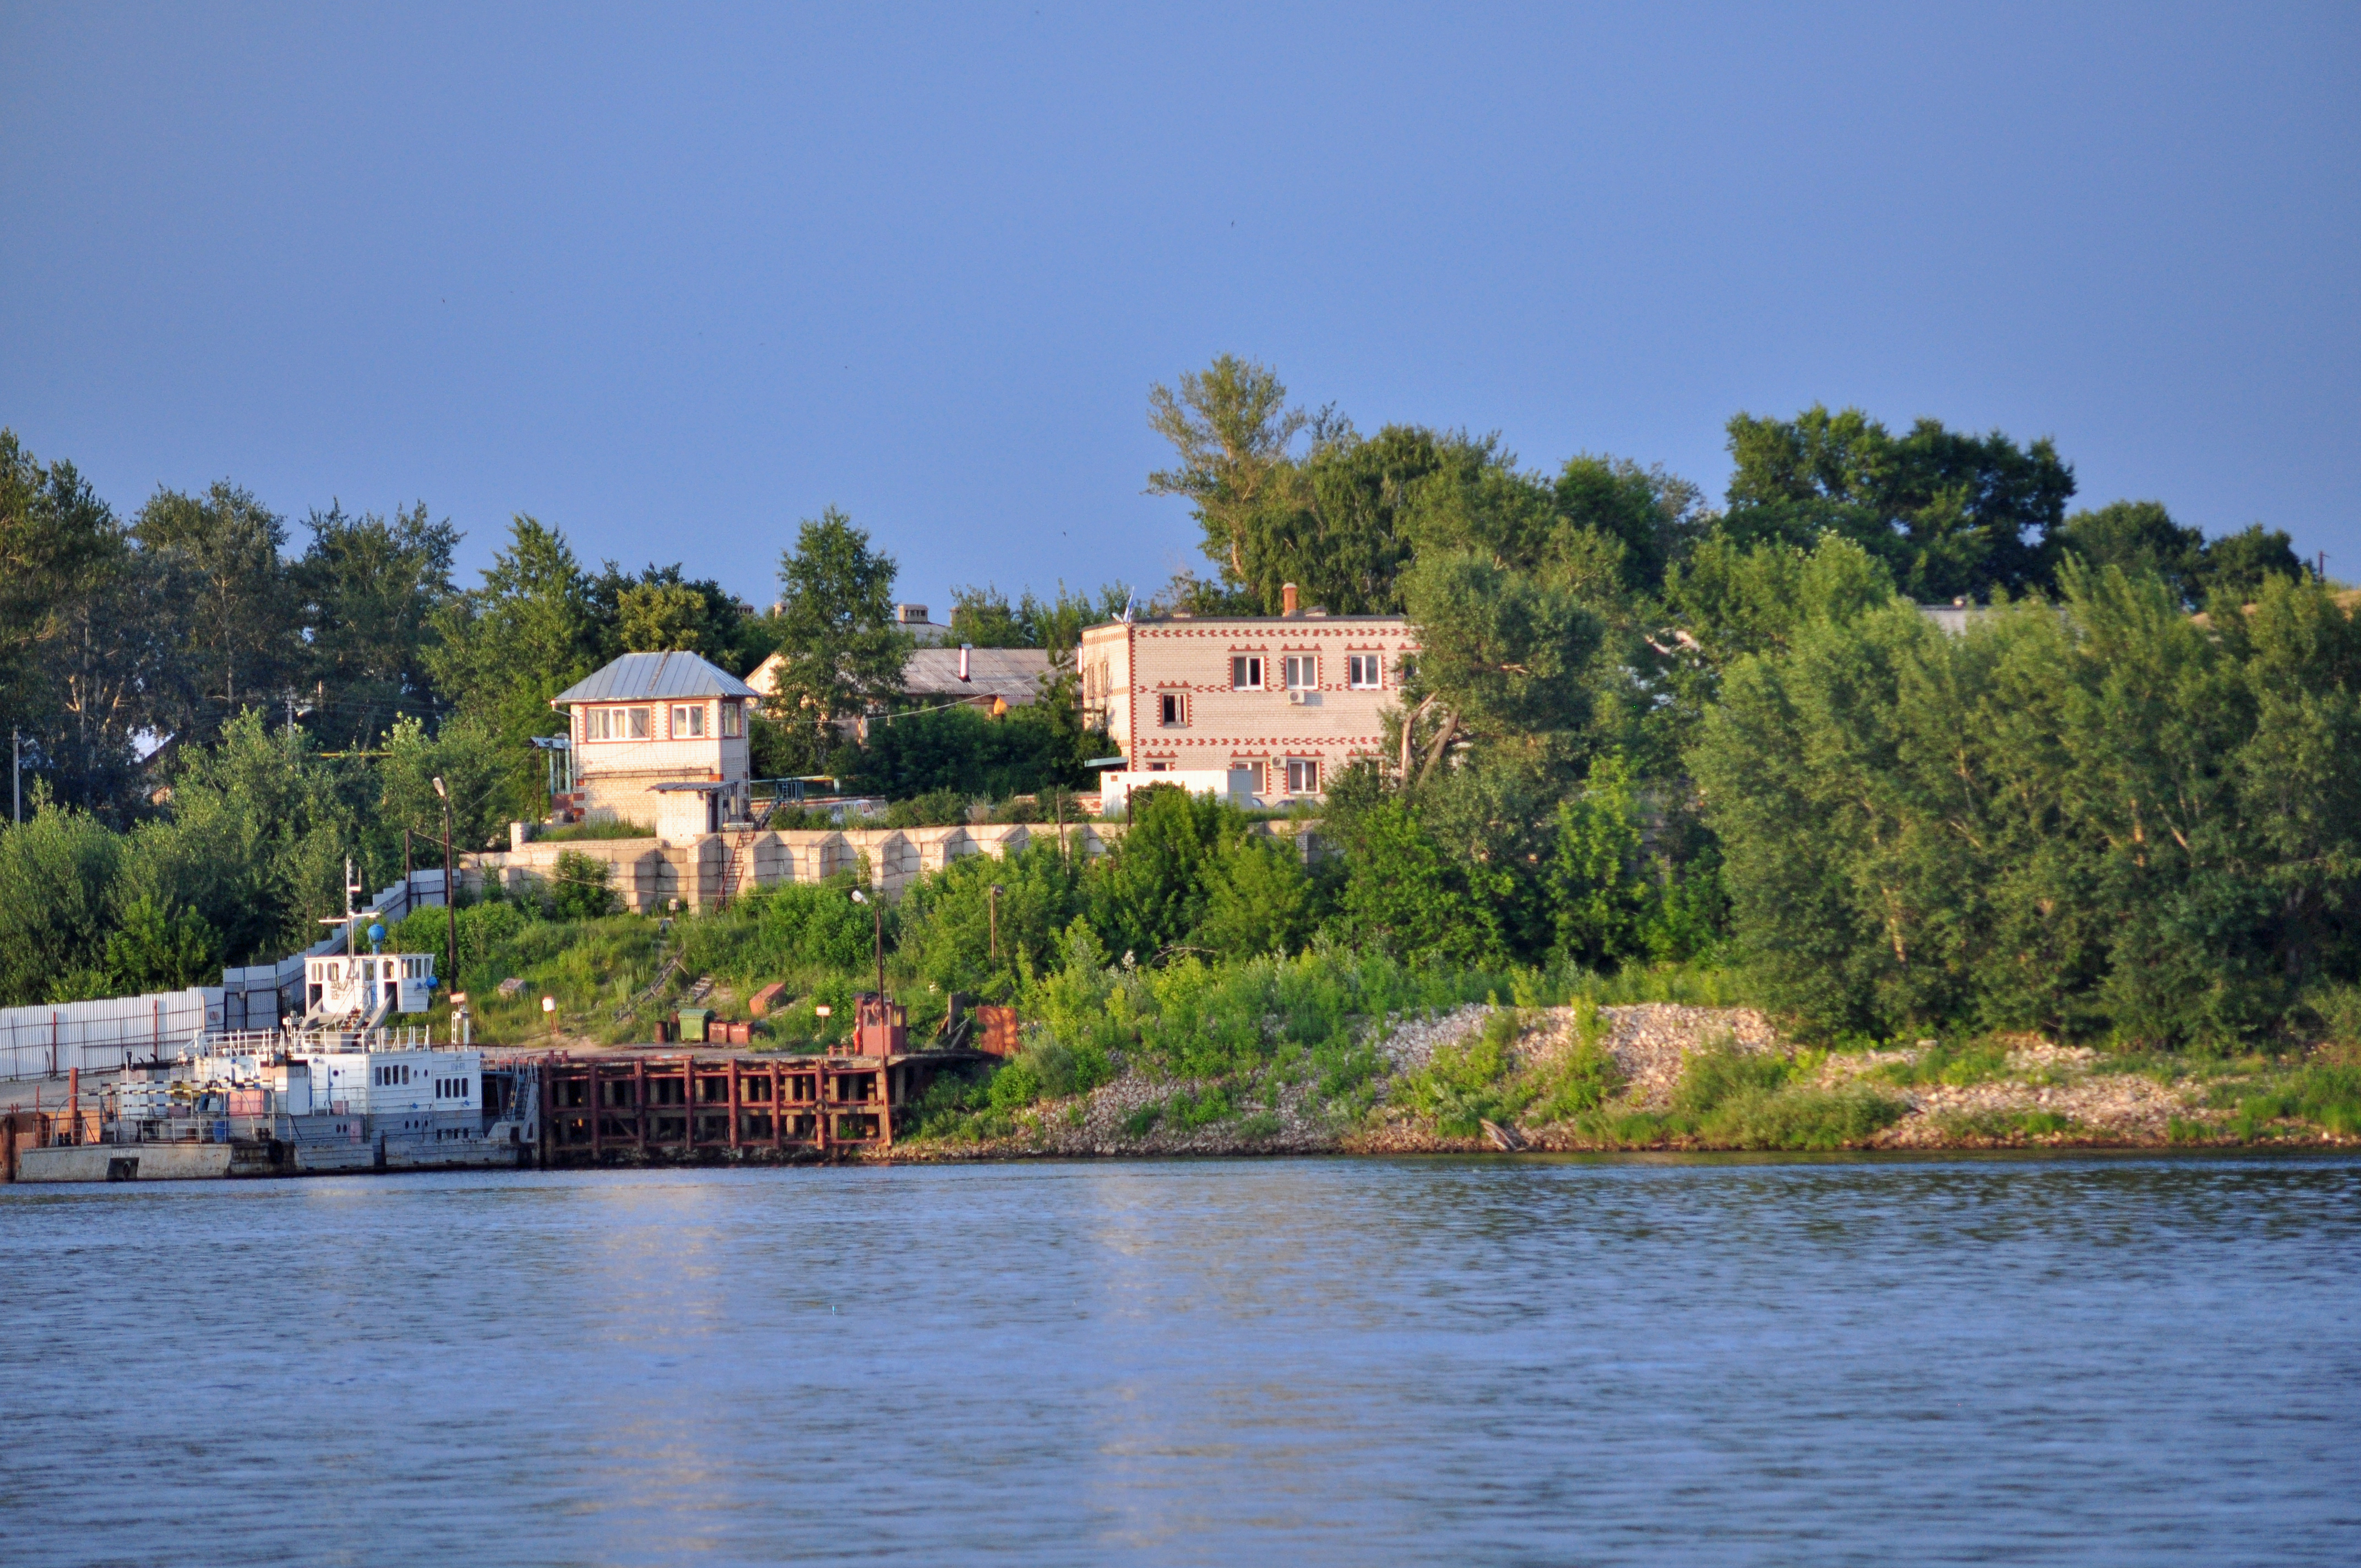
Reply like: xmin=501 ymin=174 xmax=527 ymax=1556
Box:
xmin=534 ymin=1039 xmax=981 ymax=1165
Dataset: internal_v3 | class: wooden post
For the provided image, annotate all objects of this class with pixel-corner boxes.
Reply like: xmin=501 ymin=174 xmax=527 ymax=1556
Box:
xmin=878 ymin=1063 xmax=893 ymax=1152
xmin=537 ymin=1060 xmax=552 ymax=1169
xmin=771 ymin=1069 xmax=785 ymax=1152
xmin=727 ymin=1058 xmax=741 ymax=1151
xmin=588 ymin=1062 xmax=602 ymax=1159
xmin=67 ymin=1067 xmax=78 ymax=1146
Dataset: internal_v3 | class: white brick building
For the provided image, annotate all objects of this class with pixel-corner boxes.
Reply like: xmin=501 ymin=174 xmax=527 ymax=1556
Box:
xmin=551 ymin=652 xmax=758 ymax=836
xmin=1078 ymin=606 xmax=1419 ymax=801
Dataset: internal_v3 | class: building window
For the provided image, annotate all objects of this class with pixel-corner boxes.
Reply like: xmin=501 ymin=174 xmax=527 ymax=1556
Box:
xmin=1283 ymin=655 xmax=1318 ymax=690
xmin=672 ymin=704 xmax=706 ymax=738
xmin=1146 ymin=761 xmax=1168 ymax=772
xmin=1348 ymin=654 xmax=1383 ymax=689
xmin=1231 ymin=655 xmax=1265 ymax=691
xmin=720 ymin=701 xmax=742 ymax=738
xmin=1287 ymin=758 xmax=1321 ymax=794
xmin=1158 ymin=692 xmax=1188 ymax=726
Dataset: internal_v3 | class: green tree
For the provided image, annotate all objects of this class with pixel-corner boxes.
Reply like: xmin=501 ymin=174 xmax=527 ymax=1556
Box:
xmin=1334 ymin=794 xmax=1506 ymax=965
xmin=379 ymin=713 xmax=507 ymax=857
xmin=128 ymin=710 xmax=371 ymax=966
xmin=587 ymin=562 xmax=766 ymax=672
xmin=133 ymin=480 xmax=300 ymax=739
xmin=2053 ymin=500 xmax=2204 ymax=602
xmin=1393 ymin=549 xmax=1603 ymax=781
xmin=1549 ymin=750 xmax=1649 ymax=968
xmin=2192 ymin=523 xmax=2308 ymax=605
xmin=1552 ymin=455 xmax=1708 ymax=594
xmin=0 ymin=799 xmax=124 ymax=1005
xmin=1721 ymin=405 xmax=2075 ymax=602
xmin=765 ymin=509 xmax=911 ymax=761
xmin=898 ymin=843 xmax=1083 ymax=995
xmin=292 ymin=500 xmax=459 ymax=744
xmin=424 ymin=515 xmax=602 ymax=815
xmin=1 ymin=431 xmax=176 ymax=817
xmin=101 ymin=894 xmax=222 ymax=994
xmin=1147 ymin=355 xmax=1305 ymax=586
xmin=1198 ymin=832 xmax=1319 ymax=959
xmin=1085 ymin=783 xmax=1230 ymax=960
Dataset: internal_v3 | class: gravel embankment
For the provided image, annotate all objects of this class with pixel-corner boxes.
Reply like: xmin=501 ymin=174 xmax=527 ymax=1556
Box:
xmin=890 ymin=1004 xmax=2349 ymax=1159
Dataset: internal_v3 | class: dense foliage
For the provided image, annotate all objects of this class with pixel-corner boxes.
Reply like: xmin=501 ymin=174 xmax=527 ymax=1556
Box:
xmin=2 ymin=365 xmax=2346 ymax=1055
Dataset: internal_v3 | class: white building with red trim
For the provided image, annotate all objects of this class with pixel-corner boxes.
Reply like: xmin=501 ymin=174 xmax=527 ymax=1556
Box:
xmin=1078 ymin=597 xmax=1418 ymax=803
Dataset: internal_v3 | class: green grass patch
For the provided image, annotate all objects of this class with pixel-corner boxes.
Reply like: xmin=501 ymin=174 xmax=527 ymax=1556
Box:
xmin=537 ymin=819 xmax=654 ymax=841
xmin=1875 ymin=1037 xmax=2012 ymax=1088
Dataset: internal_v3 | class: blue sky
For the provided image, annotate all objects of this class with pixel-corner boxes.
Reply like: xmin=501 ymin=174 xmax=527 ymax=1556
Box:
xmin=4 ymin=2 xmax=2355 ymax=609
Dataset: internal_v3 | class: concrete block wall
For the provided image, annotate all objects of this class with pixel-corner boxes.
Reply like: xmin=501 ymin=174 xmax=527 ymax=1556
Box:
xmin=467 ymin=817 xmax=1323 ymax=916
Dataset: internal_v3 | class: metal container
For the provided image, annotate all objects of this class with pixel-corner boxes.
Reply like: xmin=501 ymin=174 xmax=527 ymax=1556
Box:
xmin=676 ymin=1008 xmax=710 ymax=1043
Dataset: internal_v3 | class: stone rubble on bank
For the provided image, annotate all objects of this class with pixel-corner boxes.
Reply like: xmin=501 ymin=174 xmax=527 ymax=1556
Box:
xmin=891 ymin=1000 xmax=2343 ymax=1159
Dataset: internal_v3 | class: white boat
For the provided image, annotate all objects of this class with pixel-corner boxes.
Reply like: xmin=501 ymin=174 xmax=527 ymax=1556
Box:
xmin=14 ymin=948 xmax=540 ymax=1182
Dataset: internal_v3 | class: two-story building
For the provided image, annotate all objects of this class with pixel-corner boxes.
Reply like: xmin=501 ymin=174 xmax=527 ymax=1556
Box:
xmin=1078 ymin=587 xmax=1419 ymax=803
xmin=550 ymin=652 xmax=758 ymax=837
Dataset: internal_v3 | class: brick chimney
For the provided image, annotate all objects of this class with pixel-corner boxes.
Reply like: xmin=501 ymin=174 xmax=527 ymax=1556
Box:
xmin=1282 ymin=581 xmax=1299 ymax=616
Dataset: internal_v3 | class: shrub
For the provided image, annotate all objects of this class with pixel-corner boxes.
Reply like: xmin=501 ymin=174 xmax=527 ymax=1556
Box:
xmin=550 ymin=851 xmax=619 ymax=919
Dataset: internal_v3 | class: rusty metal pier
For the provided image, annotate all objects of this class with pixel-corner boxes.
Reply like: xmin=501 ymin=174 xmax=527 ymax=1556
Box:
xmin=534 ymin=1048 xmax=982 ymax=1166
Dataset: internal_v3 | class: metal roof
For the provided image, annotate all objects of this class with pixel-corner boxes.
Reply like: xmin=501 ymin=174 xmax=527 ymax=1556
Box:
xmin=900 ymin=647 xmax=1055 ymax=703
xmin=745 ymin=646 xmax=1057 ymax=705
xmin=550 ymin=651 xmax=759 ymax=706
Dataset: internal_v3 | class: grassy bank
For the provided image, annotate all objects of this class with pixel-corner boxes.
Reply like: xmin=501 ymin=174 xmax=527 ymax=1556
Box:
xmin=380 ymin=888 xmax=2361 ymax=1155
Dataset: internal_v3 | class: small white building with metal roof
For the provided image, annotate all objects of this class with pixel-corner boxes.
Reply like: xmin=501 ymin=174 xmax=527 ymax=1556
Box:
xmin=550 ymin=652 xmax=758 ymax=837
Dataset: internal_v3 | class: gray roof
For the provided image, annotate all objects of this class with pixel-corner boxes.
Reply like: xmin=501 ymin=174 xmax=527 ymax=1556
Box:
xmin=551 ymin=651 xmax=758 ymax=706
xmin=900 ymin=647 xmax=1055 ymax=703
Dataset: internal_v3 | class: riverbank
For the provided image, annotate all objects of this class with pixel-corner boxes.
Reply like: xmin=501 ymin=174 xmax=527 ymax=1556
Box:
xmin=893 ymin=1003 xmax=2361 ymax=1158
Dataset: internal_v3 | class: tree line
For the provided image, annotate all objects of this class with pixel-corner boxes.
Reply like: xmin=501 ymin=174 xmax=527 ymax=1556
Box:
xmin=4 ymin=358 xmax=2348 ymax=1048
xmin=1136 ymin=356 xmax=2346 ymax=1049
xmin=0 ymin=437 xmax=1095 ymax=1003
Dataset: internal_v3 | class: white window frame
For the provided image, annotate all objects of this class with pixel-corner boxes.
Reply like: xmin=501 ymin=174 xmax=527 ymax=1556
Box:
xmin=1158 ymin=692 xmax=1189 ymax=727
xmin=1241 ymin=759 xmax=1269 ymax=794
xmin=720 ymin=700 xmax=742 ymax=738
xmin=1283 ymin=655 xmax=1318 ymax=690
xmin=672 ymin=703 xmax=706 ymax=739
xmin=1231 ymin=655 xmax=1265 ymax=692
xmin=618 ymin=706 xmax=650 ymax=740
xmin=1347 ymin=653 xmax=1383 ymax=689
xmin=1286 ymin=758 xmax=1321 ymax=794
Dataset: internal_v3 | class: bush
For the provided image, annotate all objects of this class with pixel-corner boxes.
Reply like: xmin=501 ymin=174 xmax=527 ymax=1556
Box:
xmin=1402 ymin=1008 xmax=1531 ymax=1136
xmin=1668 ymin=1038 xmax=1901 ymax=1149
xmin=549 ymin=851 xmax=619 ymax=919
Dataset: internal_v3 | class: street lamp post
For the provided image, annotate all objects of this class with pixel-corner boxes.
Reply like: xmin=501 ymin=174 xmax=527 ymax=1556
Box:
xmin=850 ymin=889 xmax=885 ymax=1007
xmin=432 ymin=777 xmax=457 ymax=994
xmin=988 ymin=884 xmax=1004 ymax=963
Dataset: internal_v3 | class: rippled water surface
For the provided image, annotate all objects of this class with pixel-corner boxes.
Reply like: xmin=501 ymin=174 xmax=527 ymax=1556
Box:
xmin=4 ymin=1155 xmax=2358 ymax=1565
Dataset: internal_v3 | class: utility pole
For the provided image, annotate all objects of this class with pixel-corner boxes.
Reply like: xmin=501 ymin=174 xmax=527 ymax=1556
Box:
xmin=11 ymin=726 xmax=19 ymax=825
xmin=988 ymin=883 xmax=1003 ymax=963
xmin=433 ymin=777 xmax=458 ymax=991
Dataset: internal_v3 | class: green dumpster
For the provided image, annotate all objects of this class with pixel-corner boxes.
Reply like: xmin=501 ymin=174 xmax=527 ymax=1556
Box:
xmin=677 ymin=1007 xmax=710 ymax=1043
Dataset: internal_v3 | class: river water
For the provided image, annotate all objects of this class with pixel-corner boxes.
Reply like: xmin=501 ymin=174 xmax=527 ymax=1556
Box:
xmin=3 ymin=1154 xmax=2356 ymax=1565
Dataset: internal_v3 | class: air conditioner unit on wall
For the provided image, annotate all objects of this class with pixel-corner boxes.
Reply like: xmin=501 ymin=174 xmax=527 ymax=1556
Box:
xmin=1287 ymin=690 xmax=1306 ymax=704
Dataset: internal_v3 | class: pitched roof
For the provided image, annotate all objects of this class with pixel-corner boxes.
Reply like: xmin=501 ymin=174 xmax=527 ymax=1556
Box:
xmin=551 ymin=651 xmax=758 ymax=706
xmin=745 ymin=647 xmax=1058 ymax=705
xmin=901 ymin=647 xmax=1055 ymax=703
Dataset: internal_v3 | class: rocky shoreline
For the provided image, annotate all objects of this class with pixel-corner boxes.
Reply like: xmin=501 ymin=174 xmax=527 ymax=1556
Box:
xmin=892 ymin=1003 xmax=2359 ymax=1159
